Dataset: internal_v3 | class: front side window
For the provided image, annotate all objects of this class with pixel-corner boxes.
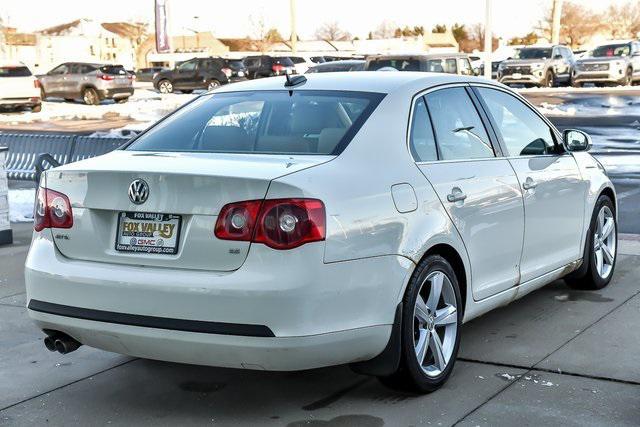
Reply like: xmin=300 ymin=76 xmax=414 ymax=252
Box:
xmin=425 ymin=59 xmax=445 ymax=72
xmin=444 ymin=58 xmax=458 ymax=74
xmin=49 ymin=64 xmax=68 ymax=75
xmin=477 ymin=87 xmax=555 ymax=156
xmin=424 ymin=87 xmax=494 ymax=160
xmin=409 ymin=97 xmax=437 ymax=162
xmin=126 ymin=90 xmax=384 ymax=155
xmin=515 ymin=48 xmax=552 ymax=59
xmin=367 ymin=59 xmax=420 ymax=71
xmin=459 ymin=58 xmax=473 ymax=75
xmin=177 ymin=60 xmax=197 ymax=72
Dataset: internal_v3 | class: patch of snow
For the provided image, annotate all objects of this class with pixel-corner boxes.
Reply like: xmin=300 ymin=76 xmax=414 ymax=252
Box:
xmin=8 ymin=188 xmax=35 ymax=222
xmin=499 ymin=373 xmax=516 ymax=381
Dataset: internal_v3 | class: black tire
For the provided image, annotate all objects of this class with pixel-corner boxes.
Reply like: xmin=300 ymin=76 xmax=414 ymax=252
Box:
xmin=377 ymin=255 xmax=462 ymax=393
xmin=207 ymin=80 xmax=221 ymax=90
xmin=31 ymin=104 xmax=42 ymax=113
xmin=180 ymin=89 xmax=193 ymax=94
xmin=82 ymin=88 xmax=99 ymax=105
xmin=544 ymin=70 xmax=555 ymax=88
xmin=624 ymin=68 xmax=633 ymax=86
xmin=158 ymin=79 xmax=173 ymax=94
xmin=40 ymin=88 xmax=47 ymax=100
xmin=566 ymin=195 xmax=617 ymax=290
xmin=64 ymin=98 xmax=75 ymax=102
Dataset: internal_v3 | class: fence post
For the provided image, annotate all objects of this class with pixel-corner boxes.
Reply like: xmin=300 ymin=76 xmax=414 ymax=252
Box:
xmin=0 ymin=147 xmax=12 ymax=245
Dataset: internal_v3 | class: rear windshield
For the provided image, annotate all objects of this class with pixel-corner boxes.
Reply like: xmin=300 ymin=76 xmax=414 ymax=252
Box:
xmin=274 ymin=57 xmax=295 ymax=67
xmin=226 ymin=60 xmax=245 ymax=70
xmin=367 ymin=59 xmax=420 ymax=71
xmin=0 ymin=66 xmax=31 ymax=77
xmin=126 ymin=90 xmax=385 ymax=155
xmin=99 ymin=65 xmax=127 ymax=75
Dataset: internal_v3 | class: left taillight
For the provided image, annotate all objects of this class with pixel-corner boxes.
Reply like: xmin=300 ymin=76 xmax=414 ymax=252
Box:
xmin=214 ymin=198 xmax=325 ymax=250
xmin=34 ymin=79 xmax=41 ymax=88
xmin=34 ymin=187 xmax=73 ymax=232
xmin=221 ymin=67 xmax=232 ymax=78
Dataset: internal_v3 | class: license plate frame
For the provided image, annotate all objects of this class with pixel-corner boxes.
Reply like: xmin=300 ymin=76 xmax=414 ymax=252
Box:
xmin=512 ymin=72 xmax=522 ymax=79
xmin=115 ymin=211 xmax=182 ymax=255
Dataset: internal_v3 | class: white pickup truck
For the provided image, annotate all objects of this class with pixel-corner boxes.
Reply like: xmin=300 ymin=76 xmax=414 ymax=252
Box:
xmin=0 ymin=62 xmax=41 ymax=112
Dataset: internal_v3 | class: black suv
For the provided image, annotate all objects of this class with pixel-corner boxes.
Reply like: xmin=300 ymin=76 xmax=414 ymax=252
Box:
xmin=243 ymin=56 xmax=296 ymax=79
xmin=153 ymin=57 xmax=236 ymax=93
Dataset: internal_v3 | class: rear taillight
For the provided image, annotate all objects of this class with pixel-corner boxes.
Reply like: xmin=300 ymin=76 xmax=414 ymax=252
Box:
xmin=99 ymin=74 xmax=115 ymax=81
xmin=272 ymin=64 xmax=284 ymax=73
xmin=34 ymin=187 xmax=73 ymax=232
xmin=221 ymin=67 xmax=232 ymax=77
xmin=215 ymin=198 xmax=325 ymax=250
xmin=34 ymin=79 xmax=41 ymax=88
xmin=128 ymin=74 xmax=135 ymax=80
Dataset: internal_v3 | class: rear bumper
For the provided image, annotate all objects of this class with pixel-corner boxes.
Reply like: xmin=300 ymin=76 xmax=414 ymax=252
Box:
xmin=25 ymin=233 xmax=412 ymax=370
xmin=0 ymin=97 xmax=40 ymax=108
xmin=97 ymin=87 xmax=134 ymax=99
xmin=572 ymin=70 xmax=626 ymax=84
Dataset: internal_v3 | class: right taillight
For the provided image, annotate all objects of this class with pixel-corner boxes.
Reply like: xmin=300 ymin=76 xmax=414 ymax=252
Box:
xmin=34 ymin=187 xmax=73 ymax=232
xmin=214 ymin=198 xmax=325 ymax=250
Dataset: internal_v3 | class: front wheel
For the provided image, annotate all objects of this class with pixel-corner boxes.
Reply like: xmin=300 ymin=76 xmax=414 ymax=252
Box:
xmin=566 ymin=195 xmax=617 ymax=290
xmin=378 ymin=255 xmax=462 ymax=393
xmin=624 ymin=68 xmax=633 ymax=86
xmin=544 ymin=70 xmax=555 ymax=88
xmin=158 ymin=79 xmax=173 ymax=94
xmin=207 ymin=80 xmax=221 ymax=91
xmin=31 ymin=104 xmax=42 ymax=113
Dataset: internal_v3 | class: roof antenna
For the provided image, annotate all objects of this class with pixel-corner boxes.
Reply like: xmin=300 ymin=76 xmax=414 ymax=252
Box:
xmin=284 ymin=72 xmax=307 ymax=89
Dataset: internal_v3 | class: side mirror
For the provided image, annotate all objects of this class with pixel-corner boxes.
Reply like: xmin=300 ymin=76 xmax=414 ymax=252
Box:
xmin=563 ymin=129 xmax=591 ymax=152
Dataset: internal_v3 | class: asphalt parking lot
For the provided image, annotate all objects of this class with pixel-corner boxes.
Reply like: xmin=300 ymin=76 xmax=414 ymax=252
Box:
xmin=1 ymin=222 xmax=639 ymax=426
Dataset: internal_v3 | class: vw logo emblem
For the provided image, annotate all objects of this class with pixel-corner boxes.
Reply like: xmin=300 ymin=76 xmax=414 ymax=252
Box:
xmin=128 ymin=179 xmax=149 ymax=205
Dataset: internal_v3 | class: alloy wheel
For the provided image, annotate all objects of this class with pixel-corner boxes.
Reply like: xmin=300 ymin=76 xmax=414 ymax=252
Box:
xmin=594 ymin=205 xmax=616 ymax=279
xmin=207 ymin=80 xmax=220 ymax=90
xmin=413 ymin=270 xmax=458 ymax=377
xmin=83 ymin=89 xmax=98 ymax=105
xmin=159 ymin=81 xmax=172 ymax=94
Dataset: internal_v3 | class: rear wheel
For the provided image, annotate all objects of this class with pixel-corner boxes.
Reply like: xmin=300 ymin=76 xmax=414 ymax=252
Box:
xmin=566 ymin=195 xmax=617 ymax=290
xmin=378 ymin=255 xmax=462 ymax=393
xmin=624 ymin=67 xmax=633 ymax=86
xmin=158 ymin=79 xmax=173 ymax=94
xmin=207 ymin=80 xmax=221 ymax=90
xmin=82 ymin=88 xmax=99 ymax=105
xmin=31 ymin=104 xmax=42 ymax=113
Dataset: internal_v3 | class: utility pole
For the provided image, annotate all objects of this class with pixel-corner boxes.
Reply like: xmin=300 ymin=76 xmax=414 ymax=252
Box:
xmin=551 ymin=0 xmax=563 ymax=45
xmin=483 ymin=0 xmax=492 ymax=79
xmin=290 ymin=0 xmax=297 ymax=54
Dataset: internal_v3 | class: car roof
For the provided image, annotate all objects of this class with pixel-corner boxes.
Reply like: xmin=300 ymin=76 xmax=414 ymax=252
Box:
xmin=367 ymin=53 xmax=470 ymax=60
xmin=213 ymin=71 xmax=500 ymax=95
xmin=0 ymin=61 xmax=29 ymax=68
xmin=313 ymin=60 xmax=366 ymax=67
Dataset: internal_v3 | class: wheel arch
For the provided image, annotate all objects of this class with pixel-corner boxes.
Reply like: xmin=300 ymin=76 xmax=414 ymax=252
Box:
xmin=418 ymin=243 xmax=468 ymax=318
xmin=600 ymin=186 xmax=616 ymax=214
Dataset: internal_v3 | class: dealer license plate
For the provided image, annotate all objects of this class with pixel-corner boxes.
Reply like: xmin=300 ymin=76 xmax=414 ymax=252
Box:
xmin=115 ymin=212 xmax=181 ymax=254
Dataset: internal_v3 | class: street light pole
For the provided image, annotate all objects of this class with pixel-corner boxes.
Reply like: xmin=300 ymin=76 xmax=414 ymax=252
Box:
xmin=483 ymin=0 xmax=492 ymax=79
xmin=551 ymin=0 xmax=563 ymax=45
xmin=290 ymin=0 xmax=297 ymax=54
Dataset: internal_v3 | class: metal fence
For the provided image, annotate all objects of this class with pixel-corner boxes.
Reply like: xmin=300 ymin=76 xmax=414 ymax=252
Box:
xmin=0 ymin=134 xmax=128 ymax=182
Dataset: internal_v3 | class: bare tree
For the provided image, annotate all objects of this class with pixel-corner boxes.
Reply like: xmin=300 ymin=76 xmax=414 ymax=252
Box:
xmin=315 ymin=21 xmax=351 ymax=41
xmin=537 ymin=1 xmax=602 ymax=48
xmin=604 ymin=1 xmax=640 ymax=39
xmin=372 ymin=20 xmax=396 ymax=39
xmin=249 ymin=13 xmax=271 ymax=52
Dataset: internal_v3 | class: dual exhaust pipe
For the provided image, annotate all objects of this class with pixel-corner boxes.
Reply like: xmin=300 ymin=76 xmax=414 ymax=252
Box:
xmin=43 ymin=331 xmax=81 ymax=354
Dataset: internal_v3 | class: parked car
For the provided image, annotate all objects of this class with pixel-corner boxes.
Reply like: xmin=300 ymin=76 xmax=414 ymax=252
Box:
xmin=572 ymin=40 xmax=640 ymax=87
xmin=365 ymin=54 xmax=475 ymax=76
xmin=39 ymin=63 xmax=134 ymax=105
xmin=136 ymin=67 xmax=169 ymax=83
xmin=0 ymin=62 xmax=41 ymax=112
xmin=26 ymin=72 xmax=616 ymax=393
xmin=306 ymin=60 xmax=366 ymax=73
xmin=478 ymin=60 xmax=504 ymax=79
xmin=288 ymin=55 xmax=325 ymax=74
xmin=153 ymin=57 xmax=233 ymax=93
xmin=498 ymin=45 xmax=574 ymax=87
xmin=243 ymin=55 xmax=296 ymax=79
xmin=222 ymin=58 xmax=248 ymax=82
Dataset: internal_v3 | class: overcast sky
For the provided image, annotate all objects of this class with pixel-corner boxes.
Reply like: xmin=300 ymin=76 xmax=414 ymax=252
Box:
xmin=0 ymin=0 xmax=632 ymax=40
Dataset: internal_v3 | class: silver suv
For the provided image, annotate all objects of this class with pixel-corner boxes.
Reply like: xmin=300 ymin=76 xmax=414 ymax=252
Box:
xmin=39 ymin=63 xmax=134 ymax=105
xmin=572 ymin=40 xmax=640 ymax=87
xmin=498 ymin=45 xmax=574 ymax=87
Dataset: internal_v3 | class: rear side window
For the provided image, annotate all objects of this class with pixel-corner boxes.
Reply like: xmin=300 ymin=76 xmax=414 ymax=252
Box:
xmin=126 ymin=90 xmax=385 ymax=155
xmin=274 ymin=57 xmax=295 ymax=67
xmin=409 ymin=98 xmax=437 ymax=162
xmin=0 ymin=66 xmax=31 ymax=77
xmin=424 ymin=87 xmax=494 ymax=160
xmin=367 ymin=59 xmax=420 ymax=71
xmin=477 ymin=87 xmax=555 ymax=156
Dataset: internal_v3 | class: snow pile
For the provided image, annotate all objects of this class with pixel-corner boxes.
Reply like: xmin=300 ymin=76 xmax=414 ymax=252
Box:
xmin=0 ymin=89 xmax=196 ymax=129
xmin=8 ymin=188 xmax=35 ymax=222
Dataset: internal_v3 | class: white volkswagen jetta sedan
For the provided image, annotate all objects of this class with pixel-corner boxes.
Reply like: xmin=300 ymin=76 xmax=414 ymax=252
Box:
xmin=26 ymin=72 xmax=617 ymax=392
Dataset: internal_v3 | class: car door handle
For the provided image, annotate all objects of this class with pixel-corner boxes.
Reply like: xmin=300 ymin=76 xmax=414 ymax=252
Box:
xmin=522 ymin=177 xmax=538 ymax=190
xmin=447 ymin=188 xmax=467 ymax=203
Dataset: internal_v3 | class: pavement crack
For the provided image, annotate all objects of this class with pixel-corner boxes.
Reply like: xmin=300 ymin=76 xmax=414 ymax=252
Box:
xmin=0 ymin=358 xmax=138 ymax=413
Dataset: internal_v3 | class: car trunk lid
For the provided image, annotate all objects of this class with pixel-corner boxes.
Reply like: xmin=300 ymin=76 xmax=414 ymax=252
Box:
xmin=45 ymin=150 xmax=331 ymax=271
